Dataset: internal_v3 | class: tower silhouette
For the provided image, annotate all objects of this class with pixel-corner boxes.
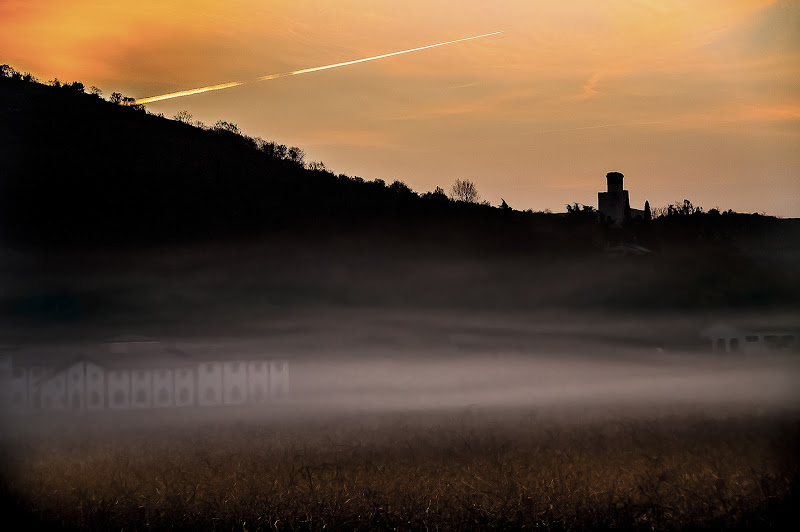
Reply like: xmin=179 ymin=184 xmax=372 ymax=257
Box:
xmin=598 ymin=171 xmax=630 ymax=224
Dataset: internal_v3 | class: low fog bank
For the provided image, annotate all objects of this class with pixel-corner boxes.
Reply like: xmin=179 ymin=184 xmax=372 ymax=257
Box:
xmin=3 ymin=345 xmax=799 ymax=442
xmin=3 ymin=309 xmax=798 ymax=441
xmin=290 ymin=349 xmax=800 ymax=413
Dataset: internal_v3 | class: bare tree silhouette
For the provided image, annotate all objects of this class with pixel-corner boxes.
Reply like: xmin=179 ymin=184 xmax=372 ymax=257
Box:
xmin=450 ymin=179 xmax=480 ymax=203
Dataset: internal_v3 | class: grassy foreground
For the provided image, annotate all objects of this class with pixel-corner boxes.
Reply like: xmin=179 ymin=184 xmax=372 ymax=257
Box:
xmin=2 ymin=409 xmax=798 ymax=531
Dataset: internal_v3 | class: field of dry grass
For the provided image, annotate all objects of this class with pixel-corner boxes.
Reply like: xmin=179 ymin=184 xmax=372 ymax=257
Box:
xmin=1 ymin=407 xmax=797 ymax=531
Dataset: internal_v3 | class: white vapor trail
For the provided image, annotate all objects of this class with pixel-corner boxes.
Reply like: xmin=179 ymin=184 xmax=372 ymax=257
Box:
xmin=133 ymin=31 xmax=504 ymax=105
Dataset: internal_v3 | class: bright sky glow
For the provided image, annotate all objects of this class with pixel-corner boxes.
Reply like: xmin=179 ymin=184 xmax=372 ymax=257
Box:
xmin=1 ymin=1 xmax=798 ymax=215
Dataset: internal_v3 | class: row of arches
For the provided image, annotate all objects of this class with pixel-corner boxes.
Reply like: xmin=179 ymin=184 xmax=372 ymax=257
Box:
xmin=5 ymin=359 xmax=289 ymax=411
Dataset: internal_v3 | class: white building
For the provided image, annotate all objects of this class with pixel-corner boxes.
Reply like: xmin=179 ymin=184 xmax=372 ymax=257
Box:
xmin=197 ymin=361 xmax=223 ymax=407
xmin=108 ymin=368 xmax=131 ymax=409
xmin=85 ymin=361 xmax=106 ymax=410
xmin=174 ymin=367 xmax=195 ymax=407
xmin=153 ymin=368 xmax=174 ymax=408
xmin=223 ymin=361 xmax=247 ymax=405
xmin=0 ymin=339 xmax=290 ymax=413
xmin=247 ymin=360 xmax=270 ymax=403
xmin=270 ymin=360 xmax=290 ymax=398
xmin=40 ymin=369 xmax=66 ymax=410
xmin=705 ymin=324 xmax=799 ymax=354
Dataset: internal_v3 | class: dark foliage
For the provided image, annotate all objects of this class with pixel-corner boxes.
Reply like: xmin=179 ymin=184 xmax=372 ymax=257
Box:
xmin=1 ymin=74 xmax=495 ymax=248
xmin=1 ymin=70 xmax=799 ymax=315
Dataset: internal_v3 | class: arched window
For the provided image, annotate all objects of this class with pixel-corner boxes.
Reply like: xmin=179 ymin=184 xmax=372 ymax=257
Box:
xmin=179 ymin=388 xmax=190 ymax=403
xmin=158 ymin=388 xmax=169 ymax=403
xmin=90 ymin=391 xmax=101 ymax=406
xmin=136 ymin=389 xmax=147 ymax=404
xmin=252 ymin=385 xmax=263 ymax=401
xmin=231 ymin=386 xmax=242 ymax=401
xmin=71 ymin=392 xmax=81 ymax=409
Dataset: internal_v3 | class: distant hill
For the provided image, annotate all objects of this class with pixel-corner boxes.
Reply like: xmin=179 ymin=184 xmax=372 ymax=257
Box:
xmin=2 ymin=72 xmax=800 ymax=328
xmin=2 ymin=72 xmax=798 ymax=250
xmin=0 ymin=74 xmax=540 ymax=249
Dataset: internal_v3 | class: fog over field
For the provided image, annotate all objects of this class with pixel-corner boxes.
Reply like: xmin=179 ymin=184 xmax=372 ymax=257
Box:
xmin=3 ymin=313 xmax=799 ymax=530
xmin=2 ymin=252 xmax=798 ymax=530
xmin=4 ymin=310 xmax=799 ymax=440
xmin=291 ymin=350 xmax=800 ymax=414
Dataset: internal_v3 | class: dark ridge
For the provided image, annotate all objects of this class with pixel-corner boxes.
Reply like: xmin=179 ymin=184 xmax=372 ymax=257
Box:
xmin=2 ymin=70 xmax=800 ymax=322
xmin=3 ymin=72 xmax=796 ymax=252
xmin=1 ymin=74 xmax=553 ymax=251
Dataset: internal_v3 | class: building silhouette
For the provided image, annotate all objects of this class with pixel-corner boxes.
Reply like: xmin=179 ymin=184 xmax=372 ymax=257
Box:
xmin=598 ymin=171 xmax=644 ymax=224
xmin=704 ymin=324 xmax=799 ymax=355
xmin=598 ymin=171 xmax=630 ymax=224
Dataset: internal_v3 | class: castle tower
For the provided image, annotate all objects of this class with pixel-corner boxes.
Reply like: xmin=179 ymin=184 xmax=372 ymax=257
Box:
xmin=598 ymin=171 xmax=630 ymax=224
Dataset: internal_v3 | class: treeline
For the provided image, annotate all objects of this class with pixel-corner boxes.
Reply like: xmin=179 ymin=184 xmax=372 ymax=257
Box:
xmin=0 ymin=66 xmax=565 ymax=250
xmin=2 ymin=66 xmax=800 ymax=313
xmin=0 ymin=65 xmax=796 ymax=257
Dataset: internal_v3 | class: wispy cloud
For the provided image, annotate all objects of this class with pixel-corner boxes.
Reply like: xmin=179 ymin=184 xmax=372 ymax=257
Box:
xmin=575 ymin=72 xmax=604 ymax=100
xmin=530 ymin=121 xmax=667 ymax=134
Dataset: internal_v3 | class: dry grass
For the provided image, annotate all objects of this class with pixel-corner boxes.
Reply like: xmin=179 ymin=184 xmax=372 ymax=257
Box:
xmin=1 ymin=409 xmax=798 ymax=530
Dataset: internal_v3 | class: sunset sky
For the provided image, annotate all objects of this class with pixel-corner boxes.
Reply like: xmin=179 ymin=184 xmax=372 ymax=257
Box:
xmin=2 ymin=1 xmax=798 ymax=216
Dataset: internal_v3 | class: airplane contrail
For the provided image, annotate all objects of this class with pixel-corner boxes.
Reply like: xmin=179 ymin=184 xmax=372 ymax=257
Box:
xmin=134 ymin=31 xmax=504 ymax=105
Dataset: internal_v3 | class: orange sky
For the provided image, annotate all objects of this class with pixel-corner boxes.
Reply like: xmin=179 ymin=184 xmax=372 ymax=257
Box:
xmin=2 ymin=0 xmax=799 ymax=216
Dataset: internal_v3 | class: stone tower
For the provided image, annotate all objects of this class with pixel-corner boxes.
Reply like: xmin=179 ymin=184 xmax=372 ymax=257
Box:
xmin=598 ymin=171 xmax=630 ymax=224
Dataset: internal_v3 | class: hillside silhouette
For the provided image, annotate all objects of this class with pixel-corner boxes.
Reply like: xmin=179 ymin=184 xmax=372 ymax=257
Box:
xmin=2 ymin=70 xmax=798 ymax=249
xmin=1 ymin=71 xmax=557 ymax=250
xmin=2 ymin=69 xmax=800 ymax=331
